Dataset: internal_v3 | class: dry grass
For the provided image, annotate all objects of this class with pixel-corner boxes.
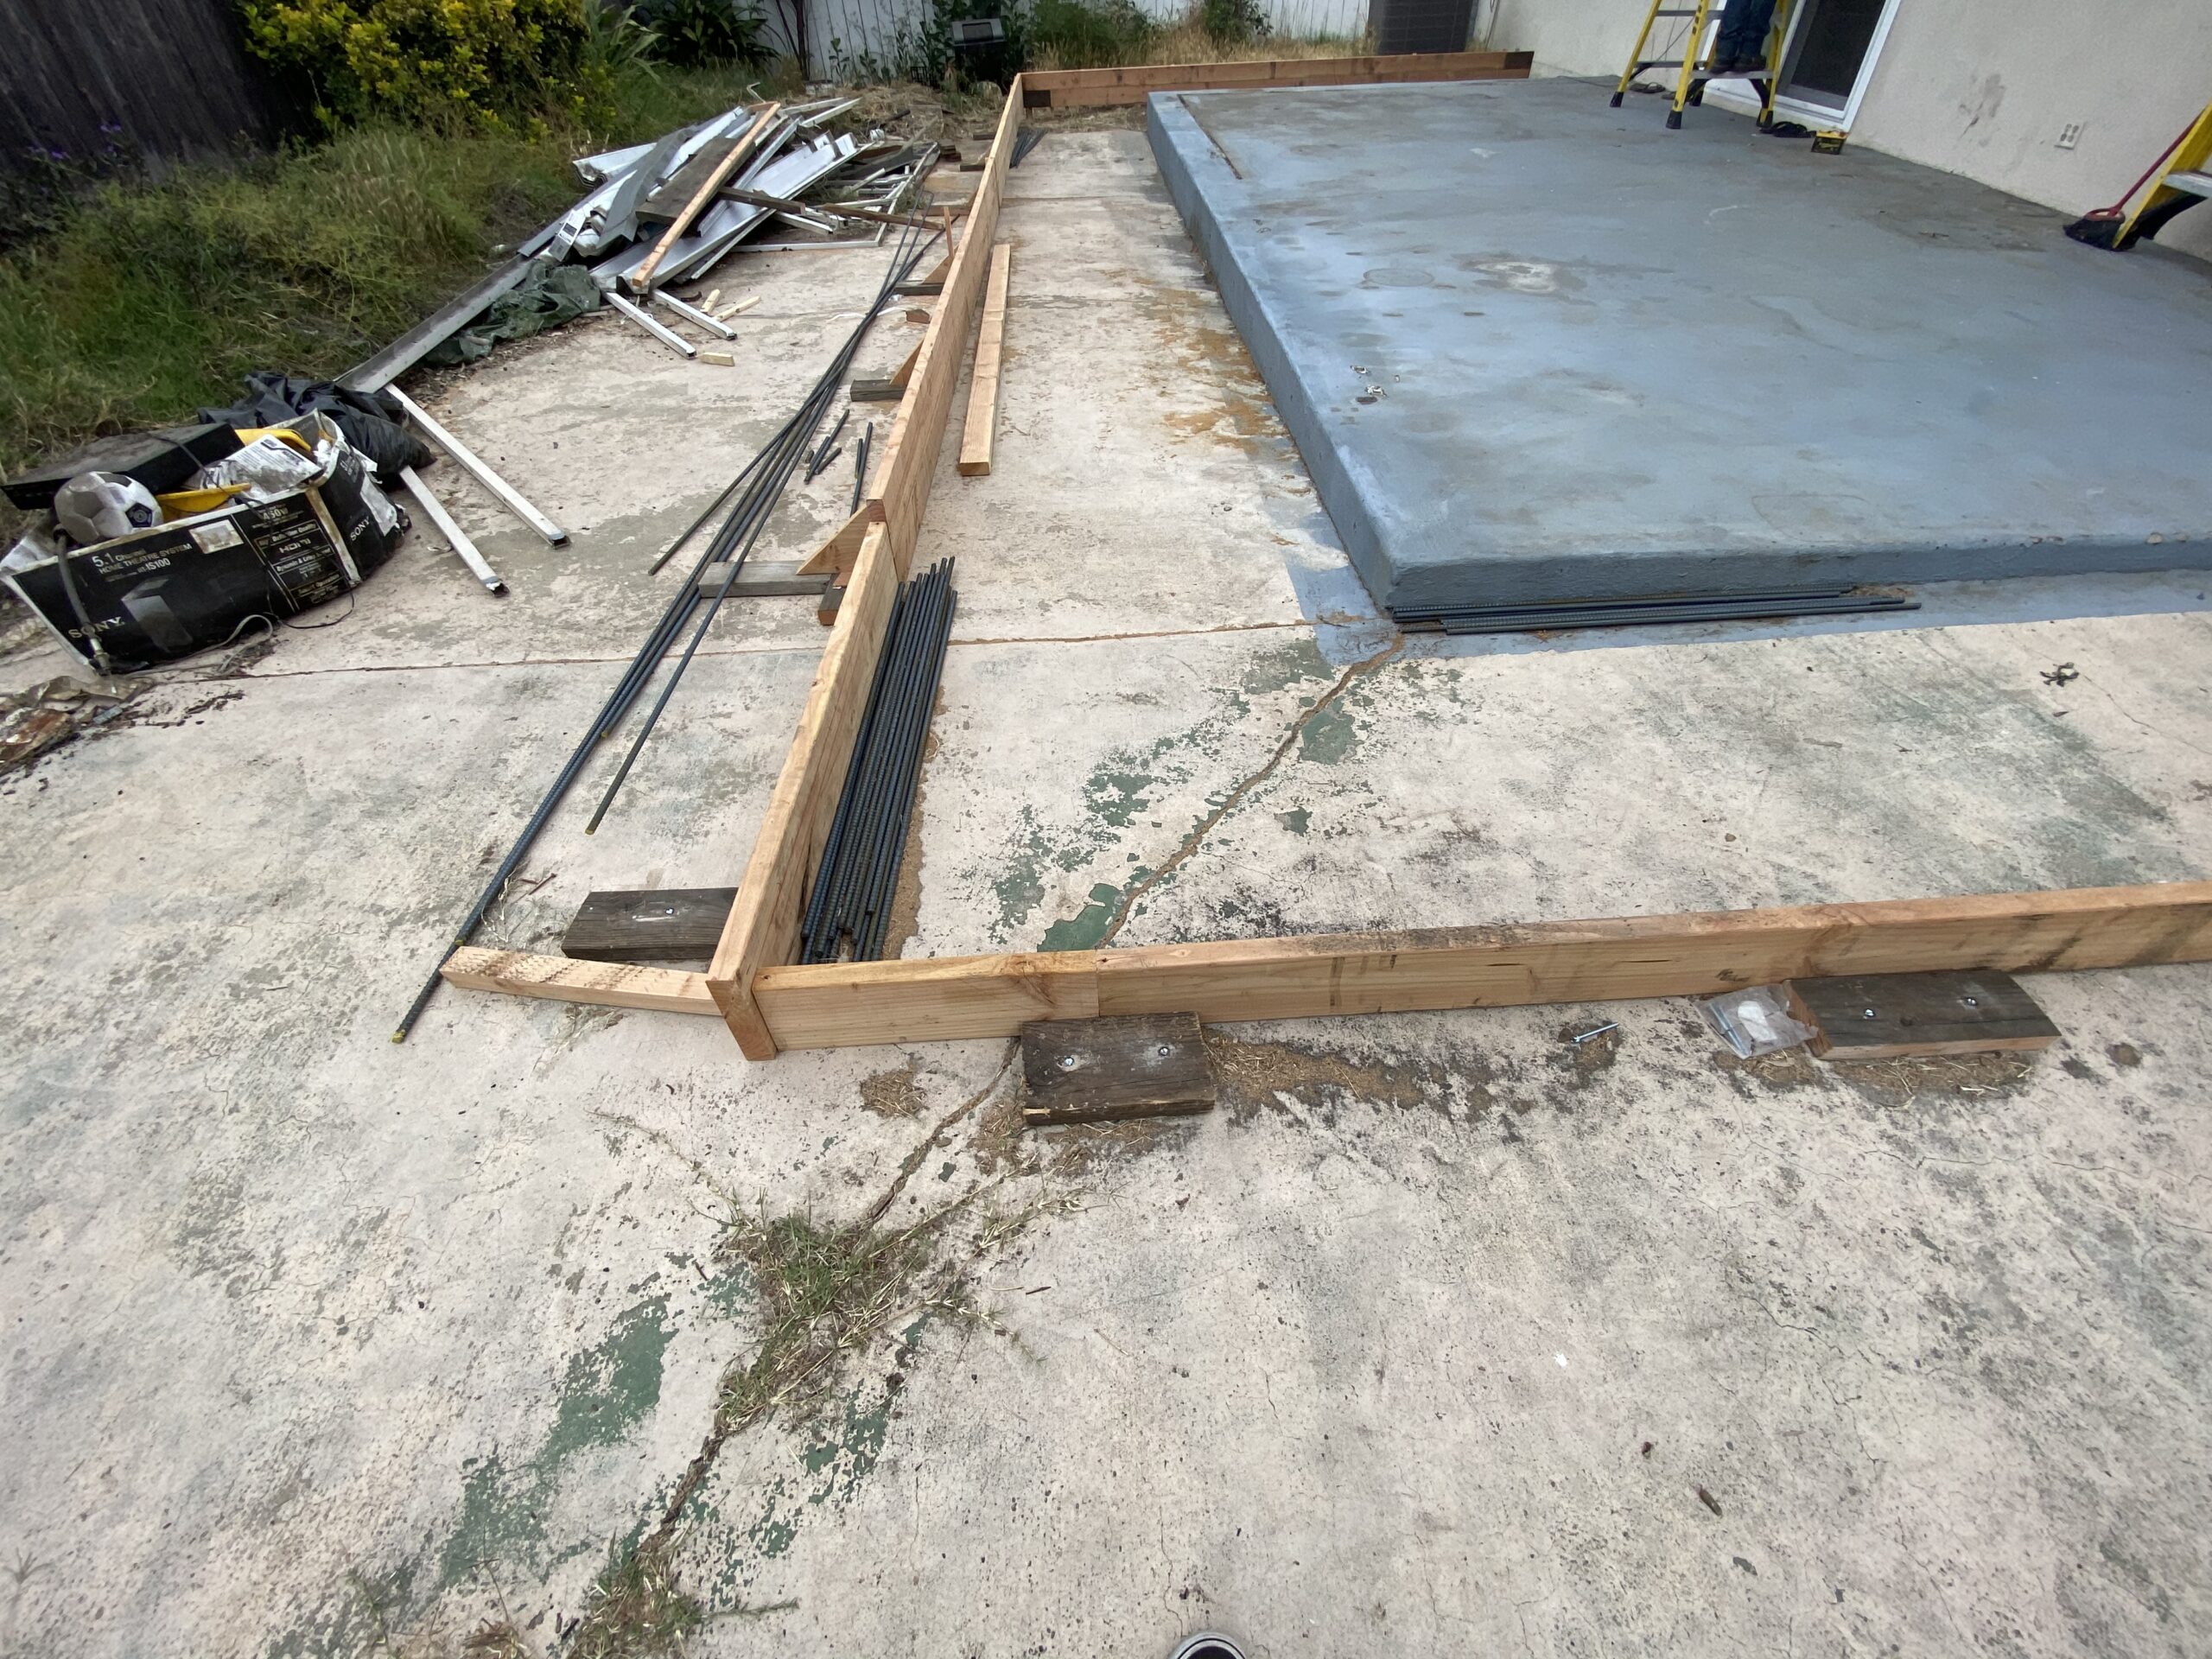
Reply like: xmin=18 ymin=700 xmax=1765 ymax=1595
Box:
xmin=567 ymin=1546 xmax=702 ymax=1659
xmin=1028 ymin=23 xmax=1372 ymax=71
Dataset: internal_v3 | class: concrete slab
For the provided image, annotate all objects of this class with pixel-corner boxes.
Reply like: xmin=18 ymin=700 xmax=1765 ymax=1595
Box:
xmin=1148 ymin=79 xmax=2212 ymax=616
xmin=4 ymin=122 xmax=2212 ymax=1659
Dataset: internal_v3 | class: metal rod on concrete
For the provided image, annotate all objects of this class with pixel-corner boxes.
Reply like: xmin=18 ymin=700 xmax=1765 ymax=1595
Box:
xmin=652 ymin=289 xmax=738 ymax=340
xmin=850 ymin=423 xmax=873 ymax=512
xmin=385 ymin=386 xmax=569 ymax=545
xmin=605 ymin=289 xmax=697 ymax=358
xmin=397 ymin=467 xmax=505 ymax=594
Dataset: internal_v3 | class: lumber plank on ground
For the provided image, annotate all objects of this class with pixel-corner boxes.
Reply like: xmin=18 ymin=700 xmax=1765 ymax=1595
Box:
xmin=754 ymin=883 xmax=2212 ymax=1049
xmin=442 ymin=883 xmax=2212 ymax=1050
xmin=755 ymin=952 xmax=1101 ymax=1044
xmin=631 ymin=102 xmax=782 ymax=291
xmin=1786 ymin=969 xmax=2060 ymax=1058
xmin=702 ymin=524 xmax=899 ymax=1057
xmin=442 ymin=947 xmax=715 ymax=1014
xmin=563 ymin=887 xmax=738 ymax=963
xmin=958 ymin=242 xmax=1013 ymax=477
xmin=873 ymin=74 xmax=1022 ymax=572
xmin=693 ymin=558 xmax=830 ymax=598
xmin=1020 ymin=50 xmax=1533 ymax=107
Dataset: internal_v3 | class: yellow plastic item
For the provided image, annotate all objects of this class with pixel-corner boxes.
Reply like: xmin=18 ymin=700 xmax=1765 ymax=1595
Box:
xmin=156 ymin=483 xmax=249 ymax=521
xmin=232 ymin=424 xmax=319 ymax=456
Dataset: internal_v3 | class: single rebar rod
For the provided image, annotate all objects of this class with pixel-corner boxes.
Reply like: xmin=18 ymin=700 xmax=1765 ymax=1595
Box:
xmin=849 ymin=423 xmax=873 ymax=513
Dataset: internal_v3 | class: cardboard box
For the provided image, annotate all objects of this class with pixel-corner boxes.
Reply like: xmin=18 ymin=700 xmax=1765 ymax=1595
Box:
xmin=3 ymin=416 xmax=402 ymax=674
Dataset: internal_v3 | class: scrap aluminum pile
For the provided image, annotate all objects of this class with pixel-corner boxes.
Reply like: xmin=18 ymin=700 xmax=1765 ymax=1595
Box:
xmin=352 ymin=97 xmax=938 ymax=384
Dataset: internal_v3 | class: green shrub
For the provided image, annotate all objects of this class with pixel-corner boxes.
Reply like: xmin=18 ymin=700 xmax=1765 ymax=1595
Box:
xmin=630 ymin=0 xmax=769 ymax=67
xmin=238 ymin=0 xmax=601 ymax=130
xmin=1198 ymin=0 xmax=1268 ymax=45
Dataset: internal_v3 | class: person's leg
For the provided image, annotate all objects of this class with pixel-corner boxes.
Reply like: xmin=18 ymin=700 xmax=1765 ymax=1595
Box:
xmin=1710 ymin=0 xmax=1779 ymax=67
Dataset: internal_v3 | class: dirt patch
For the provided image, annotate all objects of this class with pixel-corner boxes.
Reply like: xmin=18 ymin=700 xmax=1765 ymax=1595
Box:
xmin=859 ymin=1062 xmax=925 ymax=1119
xmin=1137 ymin=283 xmax=1287 ymax=455
xmin=1824 ymin=1051 xmax=2039 ymax=1104
xmin=1714 ymin=1042 xmax=2041 ymax=1104
xmin=1205 ymin=1031 xmax=1491 ymax=1124
xmin=1546 ymin=1020 xmax=1622 ymax=1090
xmin=1712 ymin=1046 xmax=1825 ymax=1095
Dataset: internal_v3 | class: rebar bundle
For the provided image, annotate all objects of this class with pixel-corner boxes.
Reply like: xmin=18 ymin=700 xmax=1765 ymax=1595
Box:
xmin=799 ymin=557 xmax=956 ymax=964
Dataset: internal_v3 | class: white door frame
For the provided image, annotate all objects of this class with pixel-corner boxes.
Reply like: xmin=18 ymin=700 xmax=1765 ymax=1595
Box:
xmin=1700 ymin=0 xmax=1904 ymax=131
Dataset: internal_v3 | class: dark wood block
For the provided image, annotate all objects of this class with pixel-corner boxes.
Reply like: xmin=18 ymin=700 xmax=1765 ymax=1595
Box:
xmin=1021 ymin=1012 xmax=1216 ymax=1125
xmin=1787 ymin=969 xmax=2059 ymax=1059
xmin=563 ymin=887 xmax=735 ymax=964
xmin=849 ymin=378 xmax=907 ymax=402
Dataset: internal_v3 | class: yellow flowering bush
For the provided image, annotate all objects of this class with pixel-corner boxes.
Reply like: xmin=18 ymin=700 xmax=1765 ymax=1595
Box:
xmin=239 ymin=0 xmax=598 ymax=129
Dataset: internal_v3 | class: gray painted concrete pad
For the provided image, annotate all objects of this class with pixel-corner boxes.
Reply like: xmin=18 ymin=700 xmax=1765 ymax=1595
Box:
xmin=1149 ymin=79 xmax=2212 ymax=615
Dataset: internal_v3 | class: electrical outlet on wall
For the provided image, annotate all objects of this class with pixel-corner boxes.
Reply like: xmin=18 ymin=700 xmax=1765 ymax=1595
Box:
xmin=2056 ymin=123 xmax=2084 ymax=149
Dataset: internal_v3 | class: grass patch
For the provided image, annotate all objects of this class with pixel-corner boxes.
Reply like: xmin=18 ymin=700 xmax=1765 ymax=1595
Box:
xmin=1027 ymin=0 xmax=1369 ymax=70
xmin=567 ymin=1544 xmax=704 ymax=1659
xmin=0 ymin=65 xmax=766 ymax=483
xmin=715 ymin=1207 xmax=969 ymax=1433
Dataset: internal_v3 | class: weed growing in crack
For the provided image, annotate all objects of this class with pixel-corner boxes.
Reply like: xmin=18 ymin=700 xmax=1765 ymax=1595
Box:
xmin=715 ymin=1201 xmax=978 ymax=1435
xmin=567 ymin=1542 xmax=702 ymax=1659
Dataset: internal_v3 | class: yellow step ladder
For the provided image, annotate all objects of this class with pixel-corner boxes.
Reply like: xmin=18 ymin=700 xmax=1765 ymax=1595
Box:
xmin=2064 ymin=98 xmax=2212 ymax=251
xmin=1609 ymin=0 xmax=1791 ymax=131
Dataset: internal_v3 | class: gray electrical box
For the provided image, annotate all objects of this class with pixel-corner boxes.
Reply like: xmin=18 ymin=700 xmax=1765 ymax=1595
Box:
xmin=1373 ymin=0 xmax=1474 ymax=54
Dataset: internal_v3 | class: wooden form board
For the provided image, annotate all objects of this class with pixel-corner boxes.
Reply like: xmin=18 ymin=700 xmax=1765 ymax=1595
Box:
xmin=1020 ymin=50 xmax=1534 ymax=108
xmin=442 ymin=882 xmax=2212 ymax=1051
xmin=958 ymin=242 xmax=1013 ymax=477
xmin=702 ymin=524 xmax=898 ymax=1056
xmin=873 ymin=80 xmax=1022 ymax=573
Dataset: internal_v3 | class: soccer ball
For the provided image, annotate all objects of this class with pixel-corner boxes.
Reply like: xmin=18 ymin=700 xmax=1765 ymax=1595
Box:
xmin=54 ymin=471 xmax=162 ymax=546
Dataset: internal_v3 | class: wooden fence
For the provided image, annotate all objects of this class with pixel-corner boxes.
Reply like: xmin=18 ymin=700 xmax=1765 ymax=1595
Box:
xmin=0 ymin=0 xmax=298 ymax=177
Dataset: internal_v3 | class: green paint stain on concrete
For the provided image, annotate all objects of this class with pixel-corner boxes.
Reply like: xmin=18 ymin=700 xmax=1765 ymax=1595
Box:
xmin=734 ymin=1387 xmax=899 ymax=1571
xmin=434 ymin=1294 xmax=674 ymax=1592
xmin=991 ymin=807 xmax=1053 ymax=935
xmin=1084 ymin=768 xmax=1157 ymax=830
xmin=1298 ymin=699 xmax=1359 ymax=766
xmin=987 ymin=634 xmax=1342 ymax=947
xmin=1041 ymin=881 xmax=1128 ymax=951
xmin=272 ymin=1294 xmax=686 ymax=1657
xmin=1278 ymin=807 xmax=1311 ymax=835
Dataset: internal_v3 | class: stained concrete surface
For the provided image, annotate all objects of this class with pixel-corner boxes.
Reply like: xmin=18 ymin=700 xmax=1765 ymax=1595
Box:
xmin=3 ymin=126 xmax=2212 ymax=1658
xmin=1149 ymin=78 xmax=2212 ymax=616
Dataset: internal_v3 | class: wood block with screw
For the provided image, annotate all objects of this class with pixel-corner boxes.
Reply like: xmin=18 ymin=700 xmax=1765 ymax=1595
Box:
xmin=1785 ymin=969 xmax=2059 ymax=1059
xmin=1020 ymin=1013 xmax=1215 ymax=1125
xmin=563 ymin=887 xmax=736 ymax=964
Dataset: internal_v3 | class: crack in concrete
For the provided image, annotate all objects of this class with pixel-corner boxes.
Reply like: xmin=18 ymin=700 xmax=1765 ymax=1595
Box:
xmin=215 ymin=619 xmax=1338 ymax=683
xmin=1095 ymin=632 xmax=1404 ymax=946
